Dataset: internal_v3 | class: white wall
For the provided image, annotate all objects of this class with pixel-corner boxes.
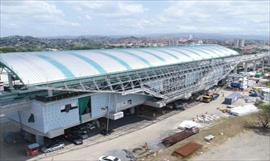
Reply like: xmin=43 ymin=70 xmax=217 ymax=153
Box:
xmin=91 ymin=93 xmax=149 ymax=119
xmin=42 ymin=98 xmax=80 ymax=133
xmin=7 ymin=93 xmax=149 ymax=137
xmin=7 ymin=101 xmax=45 ymax=133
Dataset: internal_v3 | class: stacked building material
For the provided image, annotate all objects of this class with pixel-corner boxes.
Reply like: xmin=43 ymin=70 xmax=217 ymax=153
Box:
xmin=174 ymin=142 xmax=202 ymax=157
xmin=161 ymin=128 xmax=199 ymax=147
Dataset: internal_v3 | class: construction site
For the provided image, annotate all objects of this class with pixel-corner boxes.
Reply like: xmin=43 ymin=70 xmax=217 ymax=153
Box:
xmin=0 ymin=44 xmax=270 ymax=161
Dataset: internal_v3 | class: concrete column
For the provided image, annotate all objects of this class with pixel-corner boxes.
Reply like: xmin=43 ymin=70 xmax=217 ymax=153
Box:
xmin=253 ymin=61 xmax=256 ymax=71
xmin=8 ymin=74 xmax=14 ymax=90
xmin=130 ymin=107 xmax=135 ymax=114
xmin=262 ymin=59 xmax=265 ymax=72
xmin=48 ymin=89 xmax=53 ymax=97
xmin=233 ymin=66 xmax=237 ymax=74
xmin=35 ymin=135 xmax=44 ymax=145
xmin=244 ymin=62 xmax=248 ymax=73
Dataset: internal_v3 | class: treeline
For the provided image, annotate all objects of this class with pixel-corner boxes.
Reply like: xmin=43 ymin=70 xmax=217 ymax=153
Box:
xmin=0 ymin=36 xmax=108 ymax=53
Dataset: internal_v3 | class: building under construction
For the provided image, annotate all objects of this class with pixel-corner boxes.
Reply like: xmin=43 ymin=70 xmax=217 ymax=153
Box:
xmin=0 ymin=44 xmax=269 ymax=143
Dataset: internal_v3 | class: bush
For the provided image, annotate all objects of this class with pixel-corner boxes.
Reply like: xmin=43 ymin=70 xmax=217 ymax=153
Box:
xmin=255 ymin=101 xmax=270 ymax=128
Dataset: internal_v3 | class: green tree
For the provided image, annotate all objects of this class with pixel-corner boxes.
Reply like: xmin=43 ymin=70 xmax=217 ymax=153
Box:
xmin=255 ymin=101 xmax=270 ymax=128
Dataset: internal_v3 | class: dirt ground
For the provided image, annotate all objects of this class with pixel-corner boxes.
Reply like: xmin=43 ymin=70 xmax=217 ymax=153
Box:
xmin=191 ymin=130 xmax=270 ymax=161
xmin=145 ymin=114 xmax=270 ymax=161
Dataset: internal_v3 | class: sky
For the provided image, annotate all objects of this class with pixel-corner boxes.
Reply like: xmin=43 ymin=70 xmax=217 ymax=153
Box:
xmin=1 ymin=0 xmax=269 ymax=37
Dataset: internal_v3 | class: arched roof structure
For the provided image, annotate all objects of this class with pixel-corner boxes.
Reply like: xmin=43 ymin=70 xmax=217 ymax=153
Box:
xmin=0 ymin=45 xmax=239 ymax=85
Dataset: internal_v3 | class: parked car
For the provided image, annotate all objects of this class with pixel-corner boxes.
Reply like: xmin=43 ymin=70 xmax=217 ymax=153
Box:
xmin=99 ymin=155 xmax=121 ymax=161
xmin=86 ymin=122 xmax=97 ymax=130
xmin=41 ymin=142 xmax=65 ymax=153
xmin=78 ymin=130 xmax=89 ymax=139
xmin=64 ymin=133 xmax=83 ymax=145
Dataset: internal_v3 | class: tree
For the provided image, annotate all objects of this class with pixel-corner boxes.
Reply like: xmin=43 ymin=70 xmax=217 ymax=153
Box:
xmin=255 ymin=101 xmax=270 ymax=128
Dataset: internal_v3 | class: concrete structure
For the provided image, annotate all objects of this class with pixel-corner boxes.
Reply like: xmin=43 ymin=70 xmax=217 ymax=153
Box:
xmin=234 ymin=39 xmax=245 ymax=48
xmin=0 ymin=45 xmax=269 ymax=144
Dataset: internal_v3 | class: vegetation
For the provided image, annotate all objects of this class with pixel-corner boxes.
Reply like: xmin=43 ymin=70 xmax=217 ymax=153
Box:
xmin=0 ymin=36 xmax=107 ymax=53
xmin=0 ymin=47 xmax=42 ymax=53
xmin=255 ymin=101 xmax=270 ymax=128
xmin=264 ymin=81 xmax=270 ymax=88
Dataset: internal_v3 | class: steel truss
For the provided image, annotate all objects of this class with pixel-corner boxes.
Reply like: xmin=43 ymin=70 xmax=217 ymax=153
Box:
xmin=34 ymin=52 xmax=269 ymax=104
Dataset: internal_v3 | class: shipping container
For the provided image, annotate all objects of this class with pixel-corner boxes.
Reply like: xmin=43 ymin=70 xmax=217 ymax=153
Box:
xmin=224 ymin=93 xmax=241 ymax=105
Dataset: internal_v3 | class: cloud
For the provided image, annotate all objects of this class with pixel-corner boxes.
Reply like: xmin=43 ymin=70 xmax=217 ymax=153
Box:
xmin=1 ymin=0 xmax=79 ymax=36
xmin=0 ymin=0 xmax=269 ymax=36
xmin=65 ymin=1 xmax=145 ymax=17
xmin=158 ymin=1 xmax=269 ymax=34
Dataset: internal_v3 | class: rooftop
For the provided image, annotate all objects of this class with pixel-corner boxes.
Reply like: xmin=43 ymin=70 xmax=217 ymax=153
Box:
xmin=0 ymin=45 xmax=239 ymax=86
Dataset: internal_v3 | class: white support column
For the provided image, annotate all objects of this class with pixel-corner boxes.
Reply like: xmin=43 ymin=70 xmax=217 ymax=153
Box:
xmin=130 ymin=107 xmax=135 ymax=114
xmin=233 ymin=66 xmax=237 ymax=74
xmin=8 ymin=73 xmax=14 ymax=90
xmin=253 ymin=61 xmax=256 ymax=71
xmin=35 ymin=135 xmax=44 ymax=145
xmin=48 ymin=89 xmax=53 ymax=97
xmin=244 ymin=62 xmax=248 ymax=73
xmin=262 ymin=59 xmax=265 ymax=72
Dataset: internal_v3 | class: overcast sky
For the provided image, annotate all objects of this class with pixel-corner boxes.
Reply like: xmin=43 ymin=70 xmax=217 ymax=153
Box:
xmin=1 ymin=0 xmax=269 ymax=37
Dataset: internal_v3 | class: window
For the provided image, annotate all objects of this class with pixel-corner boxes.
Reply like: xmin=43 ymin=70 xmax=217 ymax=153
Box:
xmin=128 ymin=99 xmax=132 ymax=105
xmin=28 ymin=113 xmax=35 ymax=123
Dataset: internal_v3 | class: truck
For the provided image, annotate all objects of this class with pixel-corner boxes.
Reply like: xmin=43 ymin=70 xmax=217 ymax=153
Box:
xmin=201 ymin=93 xmax=220 ymax=103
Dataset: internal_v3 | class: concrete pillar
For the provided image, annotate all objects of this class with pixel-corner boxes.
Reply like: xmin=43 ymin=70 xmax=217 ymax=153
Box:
xmin=35 ymin=135 xmax=44 ymax=145
xmin=233 ymin=66 xmax=237 ymax=74
xmin=48 ymin=89 xmax=53 ymax=97
xmin=253 ymin=61 xmax=256 ymax=71
xmin=262 ymin=59 xmax=265 ymax=72
xmin=8 ymin=74 xmax=14 ymax=90
xmin=130 ymin=107 xmax=135 ymax=114
xmin=17 ymin=111 xmax=23 ymax=132
xmin=244 ymin=62 xmax=248 ymax=73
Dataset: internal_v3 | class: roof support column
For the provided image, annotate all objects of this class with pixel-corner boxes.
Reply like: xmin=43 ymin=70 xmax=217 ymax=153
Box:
xmin=233 ymin=65 xmax=237 ymax=74
xmin=244 ymin=62 xmax=248 ymax=73
xmin=8 ymin=73 xmax=14 ymax=90
xmin=253 ymin=60 xmax=256 ymax=71
xmin=261 ymin=58 xmax=264 ymax=72
xmin=48 ymin=89 xmax=53 ymax=97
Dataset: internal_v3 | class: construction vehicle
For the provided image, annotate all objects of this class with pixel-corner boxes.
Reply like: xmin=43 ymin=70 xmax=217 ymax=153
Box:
xmin=201 ymin=93 xmax=219 ymax=103
xmin=249 ymin=89 xmax=258 ymax=97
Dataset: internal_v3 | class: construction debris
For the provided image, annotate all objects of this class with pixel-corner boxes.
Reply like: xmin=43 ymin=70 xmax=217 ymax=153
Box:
xmin=174 ymin=142 xmax=202 ymax=157
xmin=193 ymin=113 xmax=220 ymax=124
xmin=204 ymin=135 xmax=215 ymax=142
xmin=178 ymin=120 xmax=201 ymax=130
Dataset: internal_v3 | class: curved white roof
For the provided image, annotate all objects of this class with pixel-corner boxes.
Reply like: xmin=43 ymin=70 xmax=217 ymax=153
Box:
xmin=0 ymin=45 xmax=239 ymax=85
